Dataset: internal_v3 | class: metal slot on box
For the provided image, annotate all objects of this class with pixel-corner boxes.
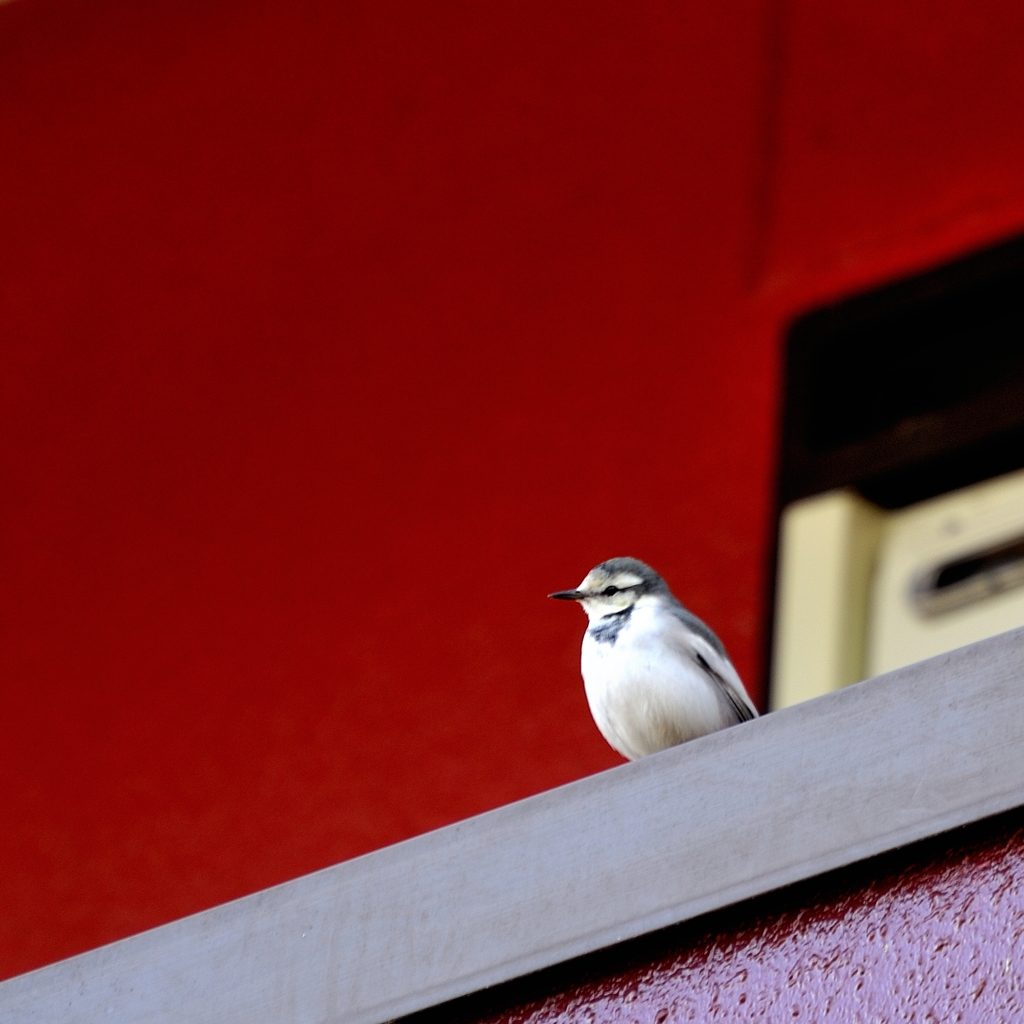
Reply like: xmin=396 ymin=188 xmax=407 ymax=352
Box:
xmin=913 ymin=536 xmax=1024 ymax=617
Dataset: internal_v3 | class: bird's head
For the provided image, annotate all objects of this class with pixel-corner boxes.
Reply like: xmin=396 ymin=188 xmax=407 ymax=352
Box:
xmin=549 ymin=557 xmax=669 ymax=621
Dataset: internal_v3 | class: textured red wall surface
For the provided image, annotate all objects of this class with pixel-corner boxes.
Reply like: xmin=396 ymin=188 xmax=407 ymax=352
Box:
xmin=469 ymin=814 xmax=1024 ymax=1023
xmin=3 ymin=0 xmax=1024 ymax=981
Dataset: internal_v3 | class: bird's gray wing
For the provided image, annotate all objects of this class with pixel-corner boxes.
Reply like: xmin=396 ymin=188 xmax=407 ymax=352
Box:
xmin=694 ymin=649 xmax=757 ymax=723
xmin=667 ymin=601 xmax=728 ymax=658
xmin=666 ymin=603 xmax=758 ymax=723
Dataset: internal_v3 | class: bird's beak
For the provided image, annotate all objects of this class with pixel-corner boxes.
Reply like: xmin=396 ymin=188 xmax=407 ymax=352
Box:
xmin=548 ymin=589 xmax=585 ymax=601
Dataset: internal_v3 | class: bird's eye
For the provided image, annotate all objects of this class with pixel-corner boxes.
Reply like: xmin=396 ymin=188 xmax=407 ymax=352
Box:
xmin=602 ymin=585 xmax=619 ymax=596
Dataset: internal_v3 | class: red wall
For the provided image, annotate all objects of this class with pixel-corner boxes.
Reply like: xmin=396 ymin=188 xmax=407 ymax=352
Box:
xmin=2 ymin=0 xmax=1024 ymax=980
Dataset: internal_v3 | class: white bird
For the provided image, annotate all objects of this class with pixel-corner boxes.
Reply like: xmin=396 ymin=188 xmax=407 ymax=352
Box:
xmin=550 ymin=557 xmax=758 ymax=760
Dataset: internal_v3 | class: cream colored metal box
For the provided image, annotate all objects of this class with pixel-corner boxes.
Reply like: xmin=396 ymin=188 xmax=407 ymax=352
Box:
xmin=771 ymin=469 xmax=1024 ymax=709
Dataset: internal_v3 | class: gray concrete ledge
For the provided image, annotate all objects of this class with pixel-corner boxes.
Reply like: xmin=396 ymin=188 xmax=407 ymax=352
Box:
xmin=4 ymin=627 xmax=1024 ymax=1024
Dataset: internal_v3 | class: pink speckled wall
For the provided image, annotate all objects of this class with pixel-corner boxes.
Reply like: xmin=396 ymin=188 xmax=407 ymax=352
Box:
xmin=468 ymin=814 xmax=1024 ymax=1023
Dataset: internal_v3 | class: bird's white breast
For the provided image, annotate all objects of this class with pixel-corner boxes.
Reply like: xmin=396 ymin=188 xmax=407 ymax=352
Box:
xmin=580 ymin=599 xmax=734 ymax=760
